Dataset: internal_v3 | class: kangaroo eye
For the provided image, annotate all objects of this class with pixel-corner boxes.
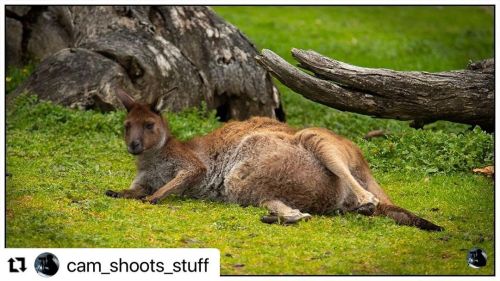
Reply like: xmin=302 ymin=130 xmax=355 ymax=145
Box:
xmin=124 ymin=122 xmax=131 ymax=130
xmin=145 ymin=122 xmax=154 ymax=130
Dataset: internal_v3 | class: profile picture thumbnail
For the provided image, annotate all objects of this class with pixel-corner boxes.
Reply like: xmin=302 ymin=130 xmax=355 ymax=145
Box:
xmin=34 ymin=252 xmax=59 ymax=277
xmin=467 ymin=248 xmax=487 ymax=268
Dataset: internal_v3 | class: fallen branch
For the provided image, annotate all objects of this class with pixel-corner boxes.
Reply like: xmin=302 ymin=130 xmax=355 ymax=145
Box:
xmin=256 ymin=49 xmax=494 ymax=131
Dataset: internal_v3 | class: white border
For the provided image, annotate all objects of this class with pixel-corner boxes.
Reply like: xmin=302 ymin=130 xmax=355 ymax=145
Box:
xmin=0 ymin=1 xmax=498 ymax=5
xmin=1 ymin=2 xmax=497 ymax=280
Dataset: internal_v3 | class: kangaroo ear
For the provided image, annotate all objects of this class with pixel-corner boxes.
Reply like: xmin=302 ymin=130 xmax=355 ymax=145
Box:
xmin=116 ymin=88 xmax=135 ymax=112
xmin=150 ymin=95 xmax=164 ymax=115
xmin=150 ymin=87 xmax=178 ymax=115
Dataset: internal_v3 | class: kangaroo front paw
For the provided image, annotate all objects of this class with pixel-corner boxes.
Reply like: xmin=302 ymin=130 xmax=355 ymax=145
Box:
xmin=105 ymin=190 xmax=121 ymax=198
xmin=142 ymin=196 xmax=160 ymax=205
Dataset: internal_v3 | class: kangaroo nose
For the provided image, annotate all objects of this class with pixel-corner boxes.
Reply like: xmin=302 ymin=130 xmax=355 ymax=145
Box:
xmin=131 ymin=140 xmax=140 ymax=149
xmin=128 ymin=140 xmax=143 ymax=154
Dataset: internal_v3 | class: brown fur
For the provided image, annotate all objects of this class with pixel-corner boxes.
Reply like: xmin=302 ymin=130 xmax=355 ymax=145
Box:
xmin=106 ymin=89 xmax=443 ymax=231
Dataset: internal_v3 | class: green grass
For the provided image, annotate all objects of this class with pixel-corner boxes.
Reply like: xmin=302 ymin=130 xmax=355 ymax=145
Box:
xmin=214 ymin=6 xmax=493 ymax=71
xmin=6 ymin=6 xmax=494 ymax=275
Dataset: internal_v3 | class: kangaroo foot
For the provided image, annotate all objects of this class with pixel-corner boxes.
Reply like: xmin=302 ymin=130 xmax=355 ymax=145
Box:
xmin=359 ymin=193 xmax=379 ymax=207
xmin=260 ymin=199 xmax=312 ymax=225
xmin=261 ymin=214 xmax=279 ymax=224
xmin=261 ymin=210 xmax=312 ymax=225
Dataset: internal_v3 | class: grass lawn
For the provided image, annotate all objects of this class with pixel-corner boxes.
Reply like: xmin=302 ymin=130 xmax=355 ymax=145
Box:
xmin=6 ymin=6 xmax=494 ymax=275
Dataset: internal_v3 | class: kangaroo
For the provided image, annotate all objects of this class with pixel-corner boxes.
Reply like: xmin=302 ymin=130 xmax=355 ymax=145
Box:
xmin=105 ymin=88 xmax=443 ymax=231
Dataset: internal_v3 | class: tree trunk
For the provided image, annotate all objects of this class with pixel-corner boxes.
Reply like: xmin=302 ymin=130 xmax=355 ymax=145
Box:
xmin=7 ymin=6 xmax=284 ymax=121
xmin=256 ymin=48 xmax=493 ymax=131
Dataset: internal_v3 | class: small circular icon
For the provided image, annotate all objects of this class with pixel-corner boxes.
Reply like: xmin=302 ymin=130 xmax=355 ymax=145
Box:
xmin=34 ymin=252 xmax=59 ymax=277
xmin=467 ymin=248 xmax=487 ymax=268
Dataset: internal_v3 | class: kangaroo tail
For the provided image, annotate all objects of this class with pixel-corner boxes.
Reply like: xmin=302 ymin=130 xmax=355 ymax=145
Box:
xmin=374 ymin=203 xmax=443 ymax=232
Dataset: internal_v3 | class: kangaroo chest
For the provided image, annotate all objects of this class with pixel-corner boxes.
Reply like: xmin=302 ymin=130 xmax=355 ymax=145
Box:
xmin=136 ymin=156 xmax=178 ymax=191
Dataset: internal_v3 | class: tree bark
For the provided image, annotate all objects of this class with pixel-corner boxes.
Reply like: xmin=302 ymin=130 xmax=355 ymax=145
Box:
xmin=7 ymin=6 xmax=284 ymax=121
xmin=256 ymin=48 xmax=493 ymax=131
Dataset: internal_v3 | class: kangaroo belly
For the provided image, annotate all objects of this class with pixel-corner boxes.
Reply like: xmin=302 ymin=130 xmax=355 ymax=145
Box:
xmin=223 ymin=134 xmax=347 ymax=214
xmin=183 ymin=118 xmax=297 ymax=201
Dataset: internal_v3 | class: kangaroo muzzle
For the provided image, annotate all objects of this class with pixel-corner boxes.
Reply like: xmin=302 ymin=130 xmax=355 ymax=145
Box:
xmin=128 ymin=139 xmax=144 ymax=155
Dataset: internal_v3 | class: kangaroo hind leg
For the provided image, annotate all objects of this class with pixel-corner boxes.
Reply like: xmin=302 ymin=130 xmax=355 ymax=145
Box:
xmin=260 ymin=199 xmax=312 ymax=225
xmin=294 ymin=128 xmax=379 ymax=214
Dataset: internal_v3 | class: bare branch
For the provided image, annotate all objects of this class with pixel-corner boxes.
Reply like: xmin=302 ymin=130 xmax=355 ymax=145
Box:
xmin=257 ymin=49 xmax=494 ymax=131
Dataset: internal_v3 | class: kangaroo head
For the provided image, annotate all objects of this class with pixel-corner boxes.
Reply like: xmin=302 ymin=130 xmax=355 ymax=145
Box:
xmin=116 ymin=88 xmax=170 ymax=155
